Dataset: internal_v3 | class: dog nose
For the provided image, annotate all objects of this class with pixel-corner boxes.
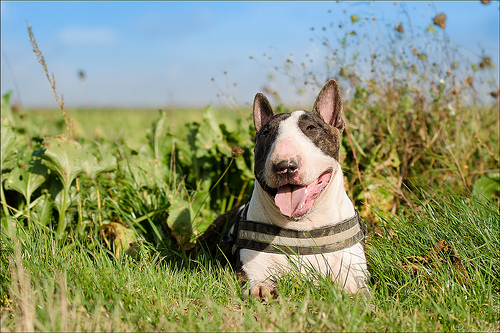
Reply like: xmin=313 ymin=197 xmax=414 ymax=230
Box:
xmin=273 ymin=160 xmax=299 ymax=175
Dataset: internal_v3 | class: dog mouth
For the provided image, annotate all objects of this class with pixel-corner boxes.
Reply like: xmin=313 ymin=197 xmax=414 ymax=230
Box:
xmin=273 ymin=171 xmax=332 ymax=218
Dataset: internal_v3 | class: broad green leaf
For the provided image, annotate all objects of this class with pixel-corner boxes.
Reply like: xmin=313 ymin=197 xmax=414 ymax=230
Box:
xmin=180 ymin=180 xmax=217 ymax=248
xmin=233 ymin=148 xmax=253 ymax=180
xmin=187 ymin=107 xmax=230 ymax=160
xmin=199 ymin=107 xmax=232 ymax=158
xmin=190 ymin=179 xmax=211 ymax=217
xmin=150 ymin=109 xmax=175 ymax=162
xmin=31 ymin=193 xmax=54 ymax=226
xmin=229 ymin=117 xmax=253 ymax=147
xmin=81 ymin=146 xmax=117 ymax=180
xmin=166 ymin=194 xmax=195 ymax=250
xmin=4 ymin=164 xmax=47 ymax=205
xmin=1 ymin=216 xmax=17 ymax=237
xmin=473 ymin=173 xmax=500 ymax=200
xmin=1 ymin=91 xmax=17 ymax=127
xmin=49 ymin=178 xmax=79 ymax=215
xmin=97 ymin=150 xmax=117 ymax=175
xmin=4 ymin=148 xmax=47 ymax=201
xmin=42 ymin=136 xmax=85 ymax=188
xmin=41 ymin=136 xmax=87 ymax=238
xmin=118 ymin=155 xmax=168 ymax=189
xmin=175 ymin=131 xmax=194 ymax=167
xmin=357 ymin=176 xmax=396 ymax=220
xmin=1 ymin=118 xmax=17 ymax=172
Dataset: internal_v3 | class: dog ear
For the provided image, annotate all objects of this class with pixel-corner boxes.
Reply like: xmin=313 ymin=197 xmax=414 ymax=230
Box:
xmin=253 ymin=93 xmax=275 ymax=132
xmin=312 ymin=80 xmax=345 ymax=133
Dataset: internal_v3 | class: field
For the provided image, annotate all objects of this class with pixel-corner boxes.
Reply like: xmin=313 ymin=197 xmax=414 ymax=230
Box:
xmin=1 ymin=6 xmax=500 ymax=332
xmin=1 ymin=99 xmax=499 ymax=332
xmin=19 ymin=107 xmax=245 ymax=147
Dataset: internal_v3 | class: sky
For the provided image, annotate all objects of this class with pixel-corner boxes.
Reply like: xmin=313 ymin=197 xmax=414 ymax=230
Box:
xmin=1 ymin=1 xmax=499 ymax=109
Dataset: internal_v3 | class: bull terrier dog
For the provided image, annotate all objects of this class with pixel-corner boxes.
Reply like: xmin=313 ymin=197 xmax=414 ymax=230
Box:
xmin=204 ymin=79 xmax=370 ymax=299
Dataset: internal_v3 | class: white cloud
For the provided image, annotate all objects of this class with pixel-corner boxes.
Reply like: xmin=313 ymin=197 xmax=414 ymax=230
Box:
xmin=58 ymin=27 xmax=119 ymax=47
xmin=132 ymin=6 xmax=215 ymax=40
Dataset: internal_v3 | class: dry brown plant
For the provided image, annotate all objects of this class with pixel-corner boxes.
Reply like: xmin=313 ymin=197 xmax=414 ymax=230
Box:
xmin=26 ymin=21 xmax=73 ymax=139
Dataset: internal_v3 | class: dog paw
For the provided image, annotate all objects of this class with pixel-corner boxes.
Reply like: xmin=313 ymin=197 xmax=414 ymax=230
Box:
xmin=243 ymin=283 xmax=276 ymax=302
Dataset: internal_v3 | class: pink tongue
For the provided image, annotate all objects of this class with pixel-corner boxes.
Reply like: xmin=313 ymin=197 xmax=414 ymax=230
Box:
xmin=275 ymin=185 xmax=307 ymax=217
xmin=274 ymin=173 xmax=331 ymax=218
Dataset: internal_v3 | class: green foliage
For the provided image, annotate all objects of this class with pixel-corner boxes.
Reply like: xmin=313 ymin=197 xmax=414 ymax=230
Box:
xmin=1 ymin=117 xmax=20 ymax=220
xmin=1 ymin=94 xmax=253 ymax=253
xmin=473 ymin=172 xmax=500 ymax=201
xmin=3 ymin=150 xmax=48 ymax=221
xmin=0 ymin=118 xmax=17 ymax=171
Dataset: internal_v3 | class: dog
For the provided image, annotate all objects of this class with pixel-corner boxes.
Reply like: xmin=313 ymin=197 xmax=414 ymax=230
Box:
xmin=200 ymin=79 xmax=369 ymax=299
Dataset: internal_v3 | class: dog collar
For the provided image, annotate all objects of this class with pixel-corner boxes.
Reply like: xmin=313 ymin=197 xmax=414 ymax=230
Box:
xmin=234 ymin=205 xmax=366 ymax=255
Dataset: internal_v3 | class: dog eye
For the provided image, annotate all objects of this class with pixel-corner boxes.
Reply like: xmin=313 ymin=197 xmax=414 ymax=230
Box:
xmin=306 ymin=125 xmax=316 ymax=131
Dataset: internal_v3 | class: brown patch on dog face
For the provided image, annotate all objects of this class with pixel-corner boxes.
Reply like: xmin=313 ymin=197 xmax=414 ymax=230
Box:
xmin=253 ymin=113 xmax=291 ymax=196
xmin=297 ymin=111 xmax=341 ymax=161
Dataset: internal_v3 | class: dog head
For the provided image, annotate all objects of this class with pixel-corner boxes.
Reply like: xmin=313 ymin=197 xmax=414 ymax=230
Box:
xmin=252 ymin=80 xmax=345 ymax=219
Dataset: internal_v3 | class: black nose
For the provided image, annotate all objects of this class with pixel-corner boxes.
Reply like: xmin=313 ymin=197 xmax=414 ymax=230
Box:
xmin=272 ymin=159 xmax=299 ymax=175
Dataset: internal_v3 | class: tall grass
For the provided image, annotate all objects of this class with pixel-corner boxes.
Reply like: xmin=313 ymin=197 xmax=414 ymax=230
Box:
xmin=1 ymin=190 xmax=498 ymax=331
xmin=27 ymin=22 xmax=72 ymax=139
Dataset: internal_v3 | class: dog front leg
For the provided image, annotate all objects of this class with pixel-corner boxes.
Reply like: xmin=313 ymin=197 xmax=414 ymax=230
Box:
xmin=239 ymin=250 xmax=284 ymax=300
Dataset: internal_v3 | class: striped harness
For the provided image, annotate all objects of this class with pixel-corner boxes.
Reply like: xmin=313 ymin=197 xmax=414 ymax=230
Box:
xmin=229 ymin=202 xmax=366 ymax=256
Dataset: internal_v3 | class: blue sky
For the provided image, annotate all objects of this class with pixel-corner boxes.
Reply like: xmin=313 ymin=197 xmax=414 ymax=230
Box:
xmin=1 ymin=1 xmax=498 ymax=109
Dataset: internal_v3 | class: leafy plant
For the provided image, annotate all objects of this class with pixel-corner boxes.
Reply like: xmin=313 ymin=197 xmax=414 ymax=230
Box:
xmin=1 ymin=87 xmax=256 ymax=253
xmin=473 ymin=172 xmax=500 ymax=201
xmin=1 ymin=117 xmax=18 ymax=219
xmin=3 ymin=149 xmax=47 ymax=222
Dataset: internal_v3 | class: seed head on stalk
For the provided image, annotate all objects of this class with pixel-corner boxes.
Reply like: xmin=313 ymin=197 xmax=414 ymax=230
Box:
xmin=26 ymin=21 xmax=73 ymax=139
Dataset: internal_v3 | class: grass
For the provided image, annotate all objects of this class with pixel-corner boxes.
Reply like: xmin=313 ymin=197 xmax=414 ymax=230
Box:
xmin=22 ymin=107 xmax=246 ymax=147
xmin=1 ymin=189 xmax=498 ymax=332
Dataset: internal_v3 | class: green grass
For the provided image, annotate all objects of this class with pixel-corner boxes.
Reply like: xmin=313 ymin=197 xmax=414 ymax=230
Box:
xmin=22 ymin=107 xmax=247 ymax=147
xmin=1 ymin=190 xmax=498 ymax=332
